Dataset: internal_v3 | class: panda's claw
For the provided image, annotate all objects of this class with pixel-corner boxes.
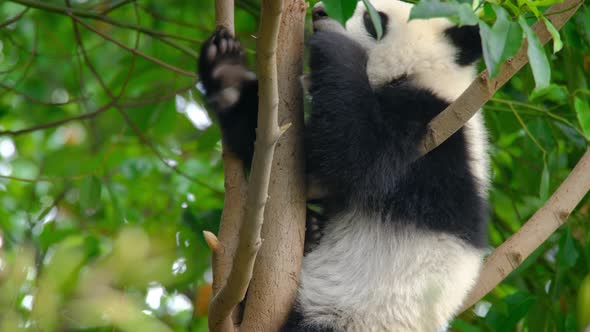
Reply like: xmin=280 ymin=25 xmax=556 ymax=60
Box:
xmin=204 ymin=28 xmax=245 ymax=69
xmin=199 ymin=28 xmax=255 ymax=111
xmin=206 ymin=44 xmax=217 ymax=62
xmin=219 ymin=39 xmax=228 ymax=54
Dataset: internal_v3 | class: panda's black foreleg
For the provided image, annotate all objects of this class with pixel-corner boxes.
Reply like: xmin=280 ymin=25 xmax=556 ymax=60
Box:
xmin=198 ymin=28 xmax=258 ymax=167
xmin=305 ymin=31 xmax=433 ymax=197
xmin=305 ymin=31 xmax=387 ymax=193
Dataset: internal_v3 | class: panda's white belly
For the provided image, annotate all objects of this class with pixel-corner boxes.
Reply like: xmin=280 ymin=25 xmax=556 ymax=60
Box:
xmin=297 ymin=211 xmax=483 ymax=332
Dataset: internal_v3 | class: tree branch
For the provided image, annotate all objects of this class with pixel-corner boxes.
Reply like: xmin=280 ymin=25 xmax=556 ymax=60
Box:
xmin=0 ymin=82 xmax=84 ymax=106
xmin=203 ymin=1 xmax=248 ymax=330
xmin=419 ymin=0 xmax=583 ymax=156
xmin=207 ymin=0 xmax=284 ymax=330
xmin=0 ymin=7 xmax=29 ymax=28
xmin=7 ymin=0 xmax=200 ymax=43
xmin=96 ymin=0 xmax=133 ymax=14
xmin=7 ymin=0 xmax=199 ymax=59
xmin=462 ymin=148 xmax=590 ymax=310
xmin=240 ymin=0 xmax=307 ymax=330
xmin=0 ymin=101 xmax=114 ymax=136
xmin=67 ymin=14 xmax=197 ymax=78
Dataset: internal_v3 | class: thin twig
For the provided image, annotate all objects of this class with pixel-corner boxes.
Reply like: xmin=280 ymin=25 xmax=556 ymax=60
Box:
xmin=508 ymin=103 xmax=548 ymax=155
xmin=7 ymin=0 xmax=201 ymax=43
xmin=97 ymin=0 xmax=134 ymax=14
xmin=7 ymin=0 xmax=199 ymax=59
xmin=118 ymin=84 xmax=194 ymax=108
xmin=0 ymin=7 xmax=29 ymax=28
xmin=0 ymin=83 xmax=83 ymax=106
xmin=68 ymin=13 xmax=197 ymax=77
xmin=138 ymin=4 xmax=207 ymax=30
xmin=0 ymin=101 xmax=115 ymax=136
xmin=0 ymin=24 xmax=38 ymax=102
xmin=489 ymin=98 xmax=587 ymax=139
xmin=0 ymin=30 xmax=36 ymax=75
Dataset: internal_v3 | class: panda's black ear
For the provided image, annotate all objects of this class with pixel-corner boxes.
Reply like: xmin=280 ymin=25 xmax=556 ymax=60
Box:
xmin=445 ymin=25 xmax=482 ymax=66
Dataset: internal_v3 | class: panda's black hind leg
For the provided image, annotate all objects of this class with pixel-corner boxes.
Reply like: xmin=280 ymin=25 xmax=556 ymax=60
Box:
xmin=199 ymin=28 xmax=259 ymax=166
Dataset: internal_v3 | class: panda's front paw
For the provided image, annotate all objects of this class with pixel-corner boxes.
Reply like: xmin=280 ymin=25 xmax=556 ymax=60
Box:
xmin=198 ymin=28 xmax=256 ymax=111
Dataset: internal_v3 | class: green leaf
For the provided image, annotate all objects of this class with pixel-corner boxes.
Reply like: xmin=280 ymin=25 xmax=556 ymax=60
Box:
xmin=409 ymin=0 xmax=478 ymax=26
xmin=519 ymin=16 xmax=551 ymax=91
xmin=542 ymin=17 xmax=563 ymax=53
xmin=322 ymin=0 xmax=358 ymax=26
xmin=579 ymin=274 xmax=590 ymax=329
xmin=558 ymin=228 xmax=579 ymax=269
xmin=480 ymin=5 xmax=523 ymax=78
xmin=80 ymin=176 xmax=102 ymax=215
xmin=576 ymin=7 xmax=590 ymax=47
xmin=528 ymin=83 xmax=568 ymax=103
xmin=451 ymin=319 xmax=484 ymax=332
xmin=539 ymin=162 xmax=549 ymax=201
xmin=574 ymin=97 xmax=590 ymax=140
xmin=485 ymin=292 xmax=537 ymax=331
xmin=526 ymin=300 xmax=550 ymax=332
xmin=150 ymin=103 xmax=177 ymax=136
xmin=362 ymin=0 xmax=383 ymax=40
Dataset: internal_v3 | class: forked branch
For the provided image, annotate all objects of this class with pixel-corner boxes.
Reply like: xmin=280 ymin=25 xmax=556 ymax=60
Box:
xmin=207 ymin=0 xmax=285 ymax=330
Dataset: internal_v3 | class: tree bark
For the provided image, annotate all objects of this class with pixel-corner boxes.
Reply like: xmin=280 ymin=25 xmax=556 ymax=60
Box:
xmin=208 ymin=0 xmax=285 ymax=330
xmin=240 ymin=1 xmax=307 ymax=330
xmin=207 ymin=1 xmax=246 ymax=330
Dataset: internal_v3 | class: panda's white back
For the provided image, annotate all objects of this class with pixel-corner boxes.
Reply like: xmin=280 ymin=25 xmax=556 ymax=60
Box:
xmin=298 ymin=213 xmax=482 ymax=331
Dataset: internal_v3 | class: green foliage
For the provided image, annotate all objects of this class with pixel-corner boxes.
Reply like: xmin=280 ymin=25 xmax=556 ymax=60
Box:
xmin=479 ymin=5 xmax=522 ymax=78
xmin=322 ymin=0 xmax=358 ymax=26
xmin=0 ymin=0 xmax=253 ymax=330
xmin=322 ymin=0 xmax=384 ymax=39
xmin=410 ymin=0 xmax=479 ymax=26
xmin=575 ymin=96 xmax=590 ymax=140
xmin=362 ymin=0 xmax=383 ymax=40
xmin=483 ymin=292 xmax=537 ymax=331
xmin=0 ymin=0 xmax=589 ymax=331
xmin=519 ymin=16 xmax=551 ymax=91
xmin=543 ymin=17 xmax=564 ymax=54
xmin=579 ymin=274 xmax=590 ymax=329
xmin=321 ymin=0 xmax=564 ymax=93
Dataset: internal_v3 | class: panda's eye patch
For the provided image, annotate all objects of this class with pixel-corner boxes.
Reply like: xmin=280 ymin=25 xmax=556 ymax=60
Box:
xmin=363 ymin=11 xmax=388 ymax=40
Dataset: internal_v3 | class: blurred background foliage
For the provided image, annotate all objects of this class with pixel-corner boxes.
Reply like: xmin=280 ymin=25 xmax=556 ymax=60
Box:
xmin=0 ymin=0 xmax=589 ymax=331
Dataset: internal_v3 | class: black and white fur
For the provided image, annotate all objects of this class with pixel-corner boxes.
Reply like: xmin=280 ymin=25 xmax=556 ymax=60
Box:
xmin=199 ymin=0 xmax=489 ymax=330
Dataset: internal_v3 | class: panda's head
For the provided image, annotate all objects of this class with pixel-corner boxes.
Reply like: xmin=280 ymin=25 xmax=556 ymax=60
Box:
xmin=312 ymin=0 xmax=482 ymax=101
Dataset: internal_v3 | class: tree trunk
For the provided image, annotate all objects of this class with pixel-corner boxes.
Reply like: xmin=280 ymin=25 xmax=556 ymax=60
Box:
xmin=240 ymin=0 xmax=307 ymax=330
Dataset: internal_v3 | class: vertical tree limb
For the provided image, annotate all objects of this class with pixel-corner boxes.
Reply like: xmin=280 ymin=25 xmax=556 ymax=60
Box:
xmin=207 ymin=0 xmax=246 ymax=319
xmin=462 ymin=148 xmax=590 ymax=310
xmin=419 ymin=0 xmax=583 ymax=156
xmin=208 ymin=0 xmax=284 ymax=330
xmin=240 ymin=0 xmax=307 ymax=330
xmin=206 ymin=0 xmax=246 ymax=329
xmin=216 ymin=0 xmax=234 ymax=31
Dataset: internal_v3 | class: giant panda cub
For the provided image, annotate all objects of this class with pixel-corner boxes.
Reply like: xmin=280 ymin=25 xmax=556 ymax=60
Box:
xmin=199 ymin=0 xmax=489 ymax=330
